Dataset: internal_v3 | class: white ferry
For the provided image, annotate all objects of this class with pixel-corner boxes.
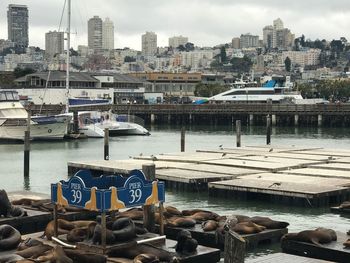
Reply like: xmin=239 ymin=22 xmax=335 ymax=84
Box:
xmin=209 ymin=76 xmax=303 ymax=103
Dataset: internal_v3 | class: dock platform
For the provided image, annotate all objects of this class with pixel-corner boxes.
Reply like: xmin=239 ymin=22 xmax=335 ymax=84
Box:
xmin=246 ymin=253 xmax=334 ymax=263
xmin=281 ymin=231 xmax=350 ymax=263
xmin=154 ymin=222 xmax=287 ymax=250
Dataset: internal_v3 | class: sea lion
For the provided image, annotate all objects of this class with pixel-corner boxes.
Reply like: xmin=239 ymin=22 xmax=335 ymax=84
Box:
xmin=64 ymin=248 xmax=107 ymax=263
xmin=182 ymin=209 xmax=218 ymax=217
xmin=0 ymin=254 xmax=25 ymax=262
xmin=43 ymin=219 xmax=76 ymax=240
xmin=189 ymin=211 xmax=220 ymax=222
xmin=119 ymin=208 xmax=144 ymax=220
xmin=344 ymin=239 xmax=350 ymax=248
xmin=108 ymin=244 xmax=179 ymax=263
xmin=92 ymin=224 xmax=116 ymax=245
xmin=201 ymin=220 xmax=219 ymax=232
xmin=0 ymin=225 xmax=21 ymax=250
xmin=175 ymin=230 xmax=198 ymax=254
xmin=166 ymin=217 xmax=196 ymax=228
xmin=133 ymin=253 xmax=160 ymax=263
xmin=112 ymin=217 xmax=136 ymax=242
xmin=67 ymin=223 xmax=96 ymax=243
xmin=0 ymin=190 xmax=27 ymax=218
xmin=164 ymin=206 xmax=182 ymax=216
xmin=249 ymin=216 xmax=289 ymax=229
xmin=231 ymin=221 xmax=266 ymax=234
xmin=72 ymin=220 xmax=97 ymax=228
xmin=282 ymin=228 xmax=337 ymax=246
xmin=37 ymin=245 xmax=72 ymax=263
xmin=17 ymin=238 xmax=43 ymax=251
xmin=16 ymin=244 xmax=52 ymax=258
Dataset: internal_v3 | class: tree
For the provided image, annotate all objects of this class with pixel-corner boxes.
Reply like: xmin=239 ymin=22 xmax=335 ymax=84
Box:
xmin=230 ymin=56 xmax=253 ymax=73
xmin=185 ymin=42 xmax=194 ymax=52
xmin=220 ymin=46 xmax=227 ymax=63
xmin=13 ymin=67 xmax=36 ymax=79
xmin=124 ymin=56 xmax=136 ymax=62
xmin=69 ymin=48 xmax=78 ymax=56
xmin=194 ymin=83 xmax=228 ymax=97
xmin=284 ymin=57 xmax=291 ymax=72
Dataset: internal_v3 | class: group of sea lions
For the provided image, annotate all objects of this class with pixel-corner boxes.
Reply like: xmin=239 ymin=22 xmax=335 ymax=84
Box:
xmin=0 ymin=190 xmax=27 ymax=218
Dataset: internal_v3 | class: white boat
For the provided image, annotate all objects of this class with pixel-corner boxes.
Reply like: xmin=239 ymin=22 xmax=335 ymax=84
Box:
xmin=209 ymin=76 xmax=303 ymax=103
xmin=0 ymin=90 xmax=70 ymax=141
xmin=77 ymin=112 xmax=150 ymax=137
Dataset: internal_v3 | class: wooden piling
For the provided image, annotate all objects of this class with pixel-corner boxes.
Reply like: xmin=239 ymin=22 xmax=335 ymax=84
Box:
xmin=24 ymin=111 xmax=31 ymax=178
xmin=73 ymin=111 xmax=79 ymax=133
xmin=53 ymin=204 xmax=58 ymax=237
xmin=236 ymin=120 xmax=241 ymax=147
xmin=101 ymin=212 xmax=107 ymax=248
xmin=266 ymin=115 xmax=271 ymax=145
xmin=104 ymin=128 xmax=109 ymax=160
xmin=142 ymin=163 xmax=156 ymax=232
xmin=224 ymin=230 xmax=246 ymax=263
xmin=181 ymin=127 xmax=185 ymax=152
xmin=159 ymin=202 xmax=165 ymax=236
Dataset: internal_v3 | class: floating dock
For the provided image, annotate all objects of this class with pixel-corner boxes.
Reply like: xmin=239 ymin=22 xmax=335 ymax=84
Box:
xmin=67 ymin=146 xmax=350 ymax=206
xmin=246 ymin=252 xmax=334 ymax=263
xmin=154 ymin=223 xmax=287 ymax=250
xmin=0 ymin=191 xmax=97 ymax=234
xmin=281 ymin=231 xmax=350 ymax=263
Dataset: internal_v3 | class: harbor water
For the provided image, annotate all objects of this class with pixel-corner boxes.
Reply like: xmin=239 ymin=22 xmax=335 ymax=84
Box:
xmin=1 ymin=124 xmax=350 ymax=259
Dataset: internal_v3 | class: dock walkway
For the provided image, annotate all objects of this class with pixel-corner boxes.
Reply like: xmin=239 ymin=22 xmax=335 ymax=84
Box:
xmin=67 ymin=146 xmax=350 ymax=206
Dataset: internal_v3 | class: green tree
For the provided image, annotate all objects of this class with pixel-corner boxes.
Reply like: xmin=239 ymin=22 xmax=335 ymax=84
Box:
xmin=230 ymin=56 xmax=253 ymax=73
xmin=284 ymin=57 xmax=291 ymax=72
xmin=194 ymin=83 xmax=228 ymax=97
xmin=220 ymin=46 xmax=227 ymax=63
xmin=13 ymin=67 xmax=36 ymax=79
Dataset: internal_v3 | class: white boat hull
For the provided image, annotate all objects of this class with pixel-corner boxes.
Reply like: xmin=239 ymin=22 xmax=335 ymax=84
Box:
xmin=0 ymin=121 xmax=68 ymax=141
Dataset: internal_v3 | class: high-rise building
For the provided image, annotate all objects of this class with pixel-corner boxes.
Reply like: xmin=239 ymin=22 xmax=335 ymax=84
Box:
xmin=88 ymin=16 xmax=103 ymax=53
xmin=142 ymin=32 xmax=157 ymax=56
xmin=263 ymin=18 xmax=294 ymax=50
xmin=45 ymin=31 xmax=64 ymax=57
xmin=240 ymin=33 xmax=259 ymax=48
xmin=231 ymin=37 xmax=240 ymax=49
xmin=169 ymin=35 xmax=188 ymax=48
xmin=7 ymin=4 xmax=29 ymax=48
xmin=263 ymin=26 xmax=274 ymax=49
xmin=102 ymin=17 xmax=114 ymax=50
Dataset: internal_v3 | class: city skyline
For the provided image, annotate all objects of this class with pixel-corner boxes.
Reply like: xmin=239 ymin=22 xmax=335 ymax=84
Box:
xmin=1 ymin=0 xmax=350 ymax=50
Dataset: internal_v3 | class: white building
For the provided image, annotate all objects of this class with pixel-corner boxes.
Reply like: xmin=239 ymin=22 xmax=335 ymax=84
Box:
xmin=45 ymin=31 xmax=64 ymax=58
xmin=281 ymin=49 xmax=321 ymax=67
xmin=169 ymin=35 xmax=188 ymax=48
xmin=142 ymin=32 xmax=157 ymax=57
xmin=240 ymin=33 xmax=259 ymax=48
xmin=181 ymin=50 xmax=214 ymax=70
xmin=102 ymin=17 xmax=114 ymax=50
xmin=88 ymin=16 xmax=103 ymax=53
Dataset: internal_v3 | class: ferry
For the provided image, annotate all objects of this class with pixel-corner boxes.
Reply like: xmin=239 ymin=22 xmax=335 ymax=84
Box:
xmin=209 ymin=76 xmax=303 ymax=103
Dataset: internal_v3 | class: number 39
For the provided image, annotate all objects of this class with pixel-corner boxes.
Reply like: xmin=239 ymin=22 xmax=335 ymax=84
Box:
xmin=129 ymin=189 xmax=142 ymax=203
xmin=71 ymin=190 xmax=82 ymax=203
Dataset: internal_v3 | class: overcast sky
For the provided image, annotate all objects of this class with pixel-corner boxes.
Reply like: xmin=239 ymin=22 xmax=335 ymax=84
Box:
xmin=1 ymin=0 xmax=350 ymax=50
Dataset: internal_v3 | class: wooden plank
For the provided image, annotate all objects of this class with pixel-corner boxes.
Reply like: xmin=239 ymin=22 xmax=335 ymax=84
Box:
xmin=281 ymin=168 xmax=350 ymax=180
xmin=309 ymin=162 xmax=350 ymax=171
xmin=287 ymin=149 xmax=350 ymax=158
xmin=246 ymin=253 xmax=334 ymax=263
xmin=240 ymin=173 xmax=350 ymax=187
xmin=281 ymin=231 xmax=350 ymax=263
xmin=208 ymin=179 xmax=349 ymax=197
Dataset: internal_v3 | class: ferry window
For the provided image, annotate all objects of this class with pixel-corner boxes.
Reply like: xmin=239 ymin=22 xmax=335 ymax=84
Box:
xmin=0 ymin=93 xmax=6 ymax=101
xmin=5 ymin=92 xmax=14 ymax=100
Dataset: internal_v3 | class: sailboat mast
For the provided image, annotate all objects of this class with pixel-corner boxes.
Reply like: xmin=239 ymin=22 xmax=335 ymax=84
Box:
xmin=65 ymin=0 xmax=71 ymax=113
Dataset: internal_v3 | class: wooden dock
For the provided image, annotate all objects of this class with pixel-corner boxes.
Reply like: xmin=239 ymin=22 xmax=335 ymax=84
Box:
xmin=281 ymin=231 xmax=350 ymax=263
xmin=67 ymin=146 xmax=350 ymax=206
xmin=246 ymin=253 xmax=334 ymax=262
xmin=1 ymin=191 xmax=97 ymax=234
xmin=155 ymin=222 xmax=287 ymax=250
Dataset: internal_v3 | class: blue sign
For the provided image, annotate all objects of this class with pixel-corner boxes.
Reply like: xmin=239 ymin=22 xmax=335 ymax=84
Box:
xmin=51 ymin=169 xmax=165 ymax=212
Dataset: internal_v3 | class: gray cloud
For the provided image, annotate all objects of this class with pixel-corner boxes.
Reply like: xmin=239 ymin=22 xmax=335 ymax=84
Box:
xmin=1 ymin=0 xmax=349 ymax=49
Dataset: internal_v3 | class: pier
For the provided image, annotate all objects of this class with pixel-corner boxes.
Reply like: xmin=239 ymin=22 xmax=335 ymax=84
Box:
xmin=67 ymin=146 xmax=350 ymax=207
xmin=29 ymin=103 xmax=350 ymax=127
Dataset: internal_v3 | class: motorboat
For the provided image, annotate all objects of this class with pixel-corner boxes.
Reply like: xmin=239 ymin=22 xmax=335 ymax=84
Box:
xmin=209 ymin=76 xmax=303 ymax=103
xmin=0 ymin=90 xmax=70 ymax=141
xmin=77 ymin=112 xmax=150 ymax=137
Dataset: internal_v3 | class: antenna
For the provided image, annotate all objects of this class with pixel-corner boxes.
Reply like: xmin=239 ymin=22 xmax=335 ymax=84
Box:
xmin=39 ymin=70 xmax=51 ymax=114
xmin=65 ymin=0 xmax=71 ymax=113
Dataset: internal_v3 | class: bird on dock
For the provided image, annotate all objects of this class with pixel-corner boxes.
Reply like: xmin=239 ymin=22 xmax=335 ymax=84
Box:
xmin=139 ymin=153 xmax=143 ymax=157
xmin=242 ymin=161 xmax=246 ymax=164
xmin=268 ymin=182 xmax=281 ymax=188
xmin=219 ymin=144 xmax=223 ymax=148
xmin=150 ymin=155 xmax=158 ymax=161
xmin=222 ymin=153 xmax=227 ymax=157
xmin=264 ymin=155 xmax=268 ymax=158
xmin=269 ymin=148 xmax=273 ymax=152
xmin=328 ymin=156 xmax=334 ymax=161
